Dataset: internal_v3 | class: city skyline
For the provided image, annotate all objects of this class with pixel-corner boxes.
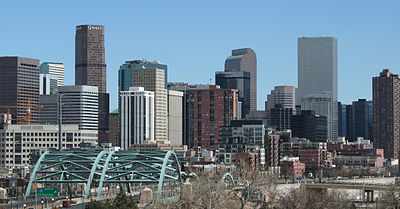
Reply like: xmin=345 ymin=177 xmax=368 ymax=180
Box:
xmin=1 ymin=1 xmax=400 ymax=111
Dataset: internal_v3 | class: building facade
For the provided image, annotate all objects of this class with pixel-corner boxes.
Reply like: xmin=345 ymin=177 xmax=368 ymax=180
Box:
xmin=373 ymin=69 xmax=400 ymax=159
xmin=297 ymin=37 xmax=338 ymax=143
xmin=119 ymin=60 xmax=168 ymax=141
xmin=270 ymin=104 xmax=292 ymax=131
xmin=75 ymin=25 xmax=109 ymax=144
xmin=225 ymin=48 xmax=257 ymax=111
xmin=352 ymin=99 xmax=372 ymax=141
xmin=58 ymin=85 xmax=99 ymax=130
xmin=0 ymin=124 xmax=97 ymax=168
xmin=215 ymin=71 xmax=250 ymax=118
xmin=168 ymin=90 xmax=183 ymax=145
xmin=108 ymin=109 xmax=119 ymax=147
xmin=39 ymin=94 xmax=58 ymax=125
xmin=186 ymin=85 xmax=237 ymax=151
xmin=119 ymin=87 xmax=155 ymax=149
xmin=265 ymin=85 xmax=296 ymax=114
xmin=301 ymin=93 xmax=332 ymax=141
xmin=39 ymin=74 xmax=58 ymax=95
xmin=0 ymin=57 xmax=40 ymax=124
xmin=291 ymin=110 xmax=327 ymax=142
xmin=40 ymin=62 xmax=64 ymax=86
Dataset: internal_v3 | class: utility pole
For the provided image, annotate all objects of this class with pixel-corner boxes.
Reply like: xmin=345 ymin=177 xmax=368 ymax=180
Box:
xmin=58 ymin=93 xmax=62 ymax=151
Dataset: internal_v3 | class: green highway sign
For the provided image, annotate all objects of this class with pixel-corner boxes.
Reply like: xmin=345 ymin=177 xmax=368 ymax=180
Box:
xmin=37 ymin=188 xmax=58 ymax=197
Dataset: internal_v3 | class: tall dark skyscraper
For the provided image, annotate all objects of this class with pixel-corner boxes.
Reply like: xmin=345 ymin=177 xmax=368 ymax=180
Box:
xmin=75 ymin=25 xmax=106 ymax=92
xmin=352 ymin=99 xmax=371 ymax=140
xmin=373 ymin=69 xmax=400 ymax=159
xmin=215 ymin=71 xmax=250 ymax=118
xmin=345 ymin=105 xmax=353 ymax=140
xmin=0 ymin=57 xmax=40 ymax=124
xmin=225 ymin=48 xmax=257 ymax=111
xmin=75 ymin=25 xmax=109 ymax=143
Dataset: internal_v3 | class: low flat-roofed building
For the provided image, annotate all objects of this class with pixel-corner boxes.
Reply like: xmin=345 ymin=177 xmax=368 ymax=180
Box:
xmin=333 ymin=155 xmax=384 ymax=168
xmin=129 ymin=140 xmax=187 ymax=152
xmin=0 ymin=124 xmax=98 ymax=168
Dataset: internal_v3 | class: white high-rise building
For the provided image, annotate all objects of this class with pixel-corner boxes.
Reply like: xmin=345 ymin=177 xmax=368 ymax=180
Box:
xmin=40 ymin=74 xmax=58 ymax=95
xmin=58 ymin=85 xmax=98 ymax=130
xmin=297 ymin=37 xmax=338 ymax=142
xmin=119 ymin=87 xmax=155 ymax=149
xmin=40 ymin=62 xmax=64 ymax=86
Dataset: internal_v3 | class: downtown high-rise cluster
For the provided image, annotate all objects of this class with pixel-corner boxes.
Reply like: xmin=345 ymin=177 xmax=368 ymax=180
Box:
xmin=0 ymin=24 xmax=398 ymax=177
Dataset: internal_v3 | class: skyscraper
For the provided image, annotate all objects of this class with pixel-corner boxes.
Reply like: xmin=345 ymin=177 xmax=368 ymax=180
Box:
xmin=225 ymin=48 xmax=257 ymax=111
xmin=215 ymin=71 xmax=250 ymax=118
xmin=0 ymin=57 xmax=40 ymax=124
xmin=119 ymin=87 xmax=154 ymax=149
xmin=265 ymin=86 xmax=296 ymax=125
xmin=119 ymin=60 xmax=168 ymax=141
xmin=297 ymin=37 xmax=338 ymax=142
xmin=58 ymin=85 xmax=99 ymax=131
xmin=291 ymin=110 xmax=327 ymax=142
xmin=352 ymin=99 xmax=371 ymax=140
xmin=75 ymin=25 xmax=106 ymax=92
xmin=168 ymin=90 xmax=184 ymax=146
xmin=40 ymin=62 xmax=64 ymax=86
xmin=265 ymin=86 xmax=296 ymax=111
xmin=373 ymin=69 xmax=400 ymax=159
xmin=39 ymin=74 xmax=58 ymax=95
xmin=185 ymin=85 xmax=238 ymax=151
xmin=270 ymin=104 xmax=292 ymax=131
xmin=301 ymin=93 xmax=333 ymax=141
xmin=75 ymin=25 xmax=109 ymax=143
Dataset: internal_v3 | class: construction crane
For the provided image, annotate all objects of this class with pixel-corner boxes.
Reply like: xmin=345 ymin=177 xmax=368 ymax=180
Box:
xmin=0 ymin=98 xmax=43 ymax=124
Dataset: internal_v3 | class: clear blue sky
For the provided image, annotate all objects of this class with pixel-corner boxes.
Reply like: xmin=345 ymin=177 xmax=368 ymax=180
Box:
xmin=1 ymin=0 xmax=400 ymax=111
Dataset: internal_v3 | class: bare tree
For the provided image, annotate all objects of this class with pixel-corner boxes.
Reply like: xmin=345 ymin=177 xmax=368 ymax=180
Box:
xmin=277 ymin=187 xmax=355 ymax=209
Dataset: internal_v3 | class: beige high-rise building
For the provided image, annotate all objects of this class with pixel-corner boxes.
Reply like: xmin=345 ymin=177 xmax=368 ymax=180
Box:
xmin=168 ymin=90 xmax=183 ymax=145
xmin=119 ymin=60 xmax=168 ymax=141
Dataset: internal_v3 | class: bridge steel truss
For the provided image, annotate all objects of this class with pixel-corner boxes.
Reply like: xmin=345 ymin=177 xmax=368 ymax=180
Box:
xmin=25 ymin=150 xmax=182 ymax=202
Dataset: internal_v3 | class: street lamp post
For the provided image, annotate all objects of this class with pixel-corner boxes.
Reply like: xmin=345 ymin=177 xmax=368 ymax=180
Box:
xmin=140 ymin=177 xmax=144 ymax=208
xmin=52 ymin=198 xmax=54 ymax=209
xmin=41 ymin=200 xmax=44 ymax=209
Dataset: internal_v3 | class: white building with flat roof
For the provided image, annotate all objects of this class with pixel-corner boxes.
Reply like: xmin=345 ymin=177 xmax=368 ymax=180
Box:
xmin=40 ymin=62 xmax=64 ymax=86
xmin=40 ymin=74 xmax=58 ymax=95
xmin=119 ymin=87 xmax=155 ymax=149
xmin=0 ymin=124 xmax=97 ymax=168
xmin=58 ymin=85 xmax=98 ymax=130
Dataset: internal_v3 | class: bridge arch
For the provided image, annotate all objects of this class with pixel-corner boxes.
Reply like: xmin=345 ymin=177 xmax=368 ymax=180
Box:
xmin=25 ymin=150 xmax=182 ymax=203
xmin=219 ymin=172 xmax=236 ymax=187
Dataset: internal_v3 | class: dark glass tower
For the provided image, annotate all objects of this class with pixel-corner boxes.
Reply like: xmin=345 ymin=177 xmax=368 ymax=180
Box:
xmin=225 ymin=48 xmax=257 ymax=111
xmin=352 ymin=99 xmax=371 ymax=140
xmin=215 ymin=71 xmax=250 ymax=118
xmin=75 ymin=25 xmax=109 ymax=143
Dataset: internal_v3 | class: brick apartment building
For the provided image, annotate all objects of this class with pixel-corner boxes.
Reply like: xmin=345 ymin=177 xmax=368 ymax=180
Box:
xmin=186 ymin=85 xmax=238 ymax=151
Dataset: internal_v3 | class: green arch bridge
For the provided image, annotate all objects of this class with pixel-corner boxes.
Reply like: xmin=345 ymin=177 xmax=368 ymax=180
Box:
xmin=25 ymin=150 xmax=182 ymax=203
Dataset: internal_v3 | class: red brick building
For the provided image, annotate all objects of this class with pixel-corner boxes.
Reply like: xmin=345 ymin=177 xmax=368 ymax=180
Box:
xmin=235 ymin=153 xmax=259 ymax=170
xmin=280 ymin=159 xmax=305 ymax=178
xmin=186 ymin=85 xmax=237 ymax=151
xmin=328 ymin=143 xmax=384 ymax=158
xmin=298 ymin=149 xmax=330 ymax=172
xmin=266 ymin=134 xmax=280 ymax=168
